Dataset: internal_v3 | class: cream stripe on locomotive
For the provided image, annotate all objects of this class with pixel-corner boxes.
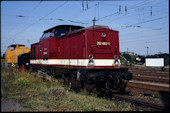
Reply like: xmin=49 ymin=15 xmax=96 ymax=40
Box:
xmin=30 ymin=59 xmax=121 ymax=66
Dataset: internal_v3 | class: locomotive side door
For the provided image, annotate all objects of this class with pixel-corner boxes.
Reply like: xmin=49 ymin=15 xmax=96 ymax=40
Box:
xmin=39 ymin=38 xmax=49 ymax=60
xmin=38 ymin=40 xmax=42 ymax=59
xmin=77 ymin=34 xmax=85 ymax=67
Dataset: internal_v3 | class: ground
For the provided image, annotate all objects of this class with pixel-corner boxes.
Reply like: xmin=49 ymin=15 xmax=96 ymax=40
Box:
xmin=1 ymin=97 xmax=29 ymax=112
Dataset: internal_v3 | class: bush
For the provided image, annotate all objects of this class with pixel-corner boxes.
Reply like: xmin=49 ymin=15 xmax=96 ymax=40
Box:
xmin=13 ymin=77 xmax=33 ymax=89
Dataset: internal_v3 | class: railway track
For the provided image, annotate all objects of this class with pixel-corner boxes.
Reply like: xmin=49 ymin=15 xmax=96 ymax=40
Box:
xmin=123 ymin=66 xmax=169 ymax=83
xmin=125 ymin=66 xmax=169 ymax=99
xmin=129 ymin=71 xmax=169 ymax=78
xmin=57 ymin=77 xmax=170 ymax=111
xmin=132 ymin=75 xmax=169 ymax=84
xmin=123 ymin=66 xmax=169 ymax=94
xmin=127 ymin=80 xmax=169 ymax=94
xmin=122 ymin=66 xmax=169 ymax=72
xmin=8 ymin=65 xmax=169 ymax=111
xmin=122 ymin=66 xmax=169 ymax=111
xmin=113 ymin=94 xmax=169 ymax=111
xmin=36 ymin=67 xmax=169 ymax=111
xmin=53 ymin=76 xmax=169 ymax=111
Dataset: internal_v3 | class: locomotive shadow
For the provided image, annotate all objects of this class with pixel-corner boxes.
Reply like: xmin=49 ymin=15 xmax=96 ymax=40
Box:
xmin=159 ymin=90 xmax=170 ymax=111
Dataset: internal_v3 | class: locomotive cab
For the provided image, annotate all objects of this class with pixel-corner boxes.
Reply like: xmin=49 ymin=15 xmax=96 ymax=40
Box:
xmin=84 ymin=26 xmax=121 ymax=69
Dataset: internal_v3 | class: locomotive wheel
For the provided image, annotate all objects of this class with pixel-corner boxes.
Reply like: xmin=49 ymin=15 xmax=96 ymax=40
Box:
xmin=82 ymin=86 xmax=88 ymax=94
xmin=68 ymin=80 xmax=72 ymax=90
xmin=82 ymin=82 xmax=92 ymax=95
xmin=65 ymin=78 xmax=71 ymax=89
xmin=96 ymin=82 xmax=106 ymax=97
xmin=61 ymin=74 xmax=69 ymax=86
xmin=67 ymin=77 xmax=81 ymax=93
xmin=118 ymin=82 xmax=127 ymax=94
xmin=105 ymin=89 xmax=113 ymax=99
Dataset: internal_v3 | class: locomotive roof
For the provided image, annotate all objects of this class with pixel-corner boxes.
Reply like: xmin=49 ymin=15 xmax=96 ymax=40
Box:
xmin=77 ymin=25 xmax=110 ymax=31
xmin=44 ymin=25 xmax=84 ymax=33
xmin=67 ymin=25 xmax=116 ymax=35
xmin=31 ymin=42 xmax=39 ymax=46
xmin=8 ymin=44 xmax=25 ymax=47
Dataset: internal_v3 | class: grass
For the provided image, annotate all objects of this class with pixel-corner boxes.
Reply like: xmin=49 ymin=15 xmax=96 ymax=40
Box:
xmin=1 ymin=65 xmax=135 ymax=111
xmin=1 ymin=58 xmax=5 ymax=63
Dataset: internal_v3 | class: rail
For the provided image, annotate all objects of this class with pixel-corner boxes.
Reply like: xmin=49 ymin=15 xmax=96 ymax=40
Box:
xmin=113 ymin=94 xmax=169 ymax=111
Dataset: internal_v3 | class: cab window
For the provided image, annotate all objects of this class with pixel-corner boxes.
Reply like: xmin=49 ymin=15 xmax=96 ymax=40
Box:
xmin=50 ymin=29 xmax=55 ymax=37
xmin=47 ymin=32 xmax=51 ymax=38
xmin=44 ymin=33 xmax=48 ymax=38
xmin=40 ymin=33 xmax=45 ymax=40
xmin=8 ymin=45 xmax=16 ymax=50
xmin=50 ymin=32 xmax=54 ymax=37
xmin=54 ymin=29 xmax=66 ymax=37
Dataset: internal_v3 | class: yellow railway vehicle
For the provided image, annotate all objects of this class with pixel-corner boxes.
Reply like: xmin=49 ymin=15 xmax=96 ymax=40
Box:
xmin=5 ymin=44 xmax=30 ymax=66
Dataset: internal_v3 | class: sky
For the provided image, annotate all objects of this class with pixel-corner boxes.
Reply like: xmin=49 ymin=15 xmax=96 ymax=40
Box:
xmin=1 ymin=0 xmax=169 ymax=56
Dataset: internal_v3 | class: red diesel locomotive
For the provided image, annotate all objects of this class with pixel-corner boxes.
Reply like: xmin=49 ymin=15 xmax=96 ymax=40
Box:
xmin=29 ymin=25 xmax=132 ymax=94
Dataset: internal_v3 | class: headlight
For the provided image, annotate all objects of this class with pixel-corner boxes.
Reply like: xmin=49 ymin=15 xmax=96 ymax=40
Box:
xmin=114 ymin=59 xmax=119 ymax=66
xmin=88 ymin=59 xmax=94 ymax=66
xmin=89 ymin=54 xmax=93 ymax=59
xmin=101 ymin=33 xmax=106 ymax=38
xmin=88 ymin=55 xmax=94 ymax=66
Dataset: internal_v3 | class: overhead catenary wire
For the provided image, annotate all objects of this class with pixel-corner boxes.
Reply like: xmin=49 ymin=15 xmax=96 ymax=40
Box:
xmin=1 ymin=1 xmax=68 ymax=55
xmin=96 ymin=0 xmax=152 ymax=21
xmin=62 ymin=3 xmax=98 ymax=23
xmin=3 ymin=1 xmax=67 ymax=44
xmin=1 ymin=0 xmax=168 ymax=55
xmin=120 ymin=39 xmax=169 ymax=47
xmin=97 ymin=0 xmax=168 ymax=23
xmin=41 ymin=2 xmax=100 ymax=26
xmin=119 ymin=22 xmax=169 ymax=37
xmin=118 ymin=16 xmax=168 ymax=31
xmin=120 ymin=35 xmax=169 ymax=44
xmin=102 ymin=4 xmax=168 ymax=27
xmin=1 ymin=2 xmax=44 ymax=52
xmin=6 ymin=2 xmax=42 ymax=39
